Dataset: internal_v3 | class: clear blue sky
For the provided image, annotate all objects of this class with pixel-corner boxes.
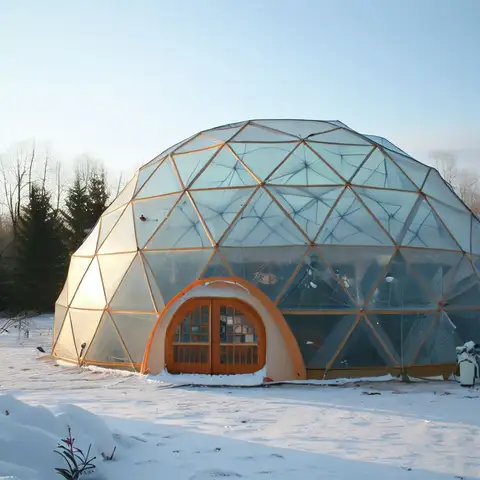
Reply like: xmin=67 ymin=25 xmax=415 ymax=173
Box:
xmin=0 ymin=0 xmax=479 ymax=174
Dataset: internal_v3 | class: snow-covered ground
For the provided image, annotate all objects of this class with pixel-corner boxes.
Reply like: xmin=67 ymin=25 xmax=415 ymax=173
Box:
xmin=0 ymin=315 xmax=479 ymax=480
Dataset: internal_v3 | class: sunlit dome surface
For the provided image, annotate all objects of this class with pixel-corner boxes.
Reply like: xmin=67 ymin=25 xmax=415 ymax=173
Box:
xmin=53 ymin=119 xmax=480 ymax=378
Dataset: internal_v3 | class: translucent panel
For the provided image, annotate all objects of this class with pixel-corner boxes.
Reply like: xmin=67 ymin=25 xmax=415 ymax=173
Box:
xmin=203 ymin=123 xmax=245 ymax=142
xmin=222 ymin=188 xmax=307 ymax=247
xmin=144 ymin=250 xmax=212 ymax=304
xmin=231 ymin=124 xmax=298 ymax=142
xmin=110 ymin=254 xmax=155 ymax=312
xmin=471 ymin=254 xmax=480 ymax=278
xmin=143 ymin=133 xmax=196 ymax=168
xmin=84 ymin=313 xmax=132 ymax=366
xmin=279 ymin=249 xmax=356 ymax=310
xmin=67 ymin=257 xmax=92 ymax=303
xmin=134 ymin=162 xmax=163 ymax=196
xmin=142 ymin=256 xmax=165 ymax=310
xmin=53 ymin=314 xmax=77 ymax=361
xmin=363 ymin=135 xmax=409 ymax=156
xmin=173 ymin=148 xmax=220 ymax=188
xmin=471 ymin=217 xmax=480 ymax=255
xmin=53 ymin=304 xmax=68 ymax=344
xmin=400 ymin=248 xmax=463 ymax=304
xmin=145 ymin=194 xmax=211 ymax=249
xmin=367 ymin=250 xmax=435 ymax=309
xmin=98 ymin=204 xmax=137 ymax=254
xmin=307 ymin=143 xmax=373 ymax=181
xmin=308 ymin=128 xmax=372 ymax=145
xmin=253 ymin=120 xmax=336 ymax=139
xmin=191 ymin=188 xmax=255 ymax=243
xmin=284 ymin=314 xmax=357 ymax=368
xmin=320 ymin=246 xmax=395 ymax=306
xmin=354 ymin=187 xmax=419 ymax=242
xmin=104 ymin=172 xmax=138 ymax=215
xmin=351 ymin=148 xmax=416 ymax=191
xmin=316 ymin=188 xmax=394 ymax=246
xmin=174 ymin=133 xmax=222 ymax=153
xmin=97 ymin=207 xmax=125 ymax=249
xmin=192 ymin=146 xmax=257 ymax=188
xmin=135 ymin=157 xmax=181 ymax=199
xmin=133 ymin=194 xmax=180 ymax=248
xmin=422 ymin=169 xmax=466 ymax=210
xmin=386 ymin=151 xmax=430 ymax=188
xmin=97 ymin=252 xmax=136 ymax=302
xmin=269 ymin=186 xmax=343 ymax=240
xmin=400 ymin=198 xmax=460 ymax=250
xmin=221 ymin=246 xmax=307 ymax=301
xmin=70 ymin=258 xmax=107 ymax=309
xmin=56 ymin=282 xmax=68 ymax=307
xmin=327 ymin=120 xmax=351 ymax=129
xmin=268 ymin=143 xmax=344 ymax=185
xmin=443 ymin=255 xmax=480 ymax=308
xmin=445 ymin=309 xmax=480 ymax=344
xmin=200 ymin=250 xmax=231 ymax=278
xmin=74 ymin=222 xmax=100 ymax=256
xmin=230 ymin=142 xmax=299 ymax=182
xmin=110 ymin=312 xmax=157 ymax=364
xmin=69 ymin=309 xmax=103 ymax=358
xmin=428 ymin=198 xmax=470 ymax=252
xmin=333 ymin=316 xmax=396 ymax=368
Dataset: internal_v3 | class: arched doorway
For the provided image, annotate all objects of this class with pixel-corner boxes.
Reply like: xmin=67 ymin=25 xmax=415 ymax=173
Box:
xmin=165 ymin=297 xmax=266 ymax=375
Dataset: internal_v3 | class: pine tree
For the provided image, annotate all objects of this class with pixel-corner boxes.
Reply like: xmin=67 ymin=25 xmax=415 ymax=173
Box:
xmin=86 ymin=168 xmax=109 ymax=229
xmin=14 ymin=184 xmax=68 ymax=312
xmin=62 ymin=172 xmax=90 ymax=253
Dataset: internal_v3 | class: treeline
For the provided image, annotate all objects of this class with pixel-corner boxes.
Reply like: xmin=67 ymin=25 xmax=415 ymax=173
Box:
xmin=0 ymin=142 xmax=125 ymax=315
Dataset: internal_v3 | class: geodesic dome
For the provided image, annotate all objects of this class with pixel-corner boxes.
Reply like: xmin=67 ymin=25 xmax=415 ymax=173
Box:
xmin=52 ymin=119 xmax=480 ymax=379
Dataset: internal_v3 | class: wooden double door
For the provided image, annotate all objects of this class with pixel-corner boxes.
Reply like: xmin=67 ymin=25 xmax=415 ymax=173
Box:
xmin=166 ymin=298 xmax=266 ymax=375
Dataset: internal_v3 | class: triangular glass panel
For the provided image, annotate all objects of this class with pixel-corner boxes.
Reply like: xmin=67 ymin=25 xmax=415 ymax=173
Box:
xmin=363 ymin=135 xmax=410 ymax=156
xmin=332 ymin=316 xmax=396 ymax=368
xmin=316 ymin=188 xmax=394 ymax=246
xmin=97 ymin=207 xmax=125 ymax=250
xmin=308 ymin=128 xmax=372 ymax=145
xmin=56 ymin=283 xmax=68 ymax=307
xmin=172 ymin=147 xmax=220 ymax=188
xmin=133 ymin=194 xmax=180 ymax=248
xmin=84 ymin=312 xmax=133 ymax=367
xmin=110 ymin=312 xmax=157 ymax=365
xmin=97 ymin=252 xmax=136 ymax=302
xmin=400 ymin=248 xmax=463 ymax=304
xmin=253 ymin=120 xmax=337 ymax=139
xmin=422 ymin=169 xmax=465 ymax=210
xmin=142 ymin=133 xmax=196 ymax=169
xmin=98 ymin=204 xmax=137 ymax=254
xmin=428 ymin=198 xmax=470 ymax=252
xmin=231 ymin=124 xmax=298 ymax=142
xmin=104 ymin=172 xmax=138 ymax=215
xmin=367 ymin=250 xmax=436 ymax=310
xmin=145 ymin=194 xmax=211 ymax=249
xmin=69 ymin=308 xmax=103 ymax=359
xmin=144 ymin=250 xmax=212 ymax=304
xmin=110 ymin=254 xmax=156 ymax=312
xmin=174 ymin=133 xmax=222 ymax=153
xmin=444 ymin=309 xmax=480 ymax=346
xmin=279 ymin=248 xmax=356 ymax=310
xmin=268 ymin=143 xmax=344 ymax=185
xmin=354 ymin=187 xmax=419 ymax=243
xmin=268 ymin=186 xmax=342 ymax=241
xmin=67 ymin=256 xmax=93 ymax=304
xmin=74 ymin=222 xmax=100 ymax=256
xmin=203 ymin=123 xmax=245 ymax=142
xmin=307 ymin=143 xmax=374 ymax=181
xmin=363 ymin=314 xmax=401 ymax=364
xmin=400 ymin=198 xmax=461 ymax=251
xmin=192 ymin=145 xmax=257 ymax=188
xmin=320 ymin=245 xmax=395 ymax=306
xmin=351 ymin=148 xmax=416 ymax=190
xmin=134 ymin=161 xmax=163 ymax=196
xmin=141 ymin=255 xmax=165 ymax=310
xmin=53 ymin=313 xmax=78 ymax=362
xmin=222 ymin=188 xmax=308 ymax=246
xmin=70 ymin=258 xmax=107 ymax=309
xmin=472 ymin=217 xmax=480 ymax=255
xmin=230 ymin=142 xmax=299 ymax=182
xmin=284 ymin=313 xmax=358 ymax=368
xmin=200 ymin=250 xmax=232 ymax=278
xmin=135 ymin=157 xmax=182 ymax=199
xmin=53 ymin=304 xmax=68 ymax=344
xmin=221 ymin=246 xmax=307 ymax=302
xmin=190 ymin=188 xmax=255 ymax=243
xmin=443 ymin=255 xmax=480 ymax=308
xmin=385 ymin=150 xmax=429 ymax=189
xmin=327 ymin=120 xmax=351 ymax=129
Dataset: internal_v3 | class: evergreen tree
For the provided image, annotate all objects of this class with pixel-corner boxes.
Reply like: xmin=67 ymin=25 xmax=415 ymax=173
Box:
xmin=62 ymin=171 xmax=90 ymax=253
xmin=86 ymin=168 xmax=109 ymax=229
xmin=14 ymin=184 xmax=68 ymax=312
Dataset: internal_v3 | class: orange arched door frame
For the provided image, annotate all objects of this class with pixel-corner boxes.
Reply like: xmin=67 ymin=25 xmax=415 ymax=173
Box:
xmin=165 ymin=297 xmax=266 ymax=375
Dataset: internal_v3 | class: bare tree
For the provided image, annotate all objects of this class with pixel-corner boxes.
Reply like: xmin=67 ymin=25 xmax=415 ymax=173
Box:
xmin=430 ymin=150 xmax=458 ymax=186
